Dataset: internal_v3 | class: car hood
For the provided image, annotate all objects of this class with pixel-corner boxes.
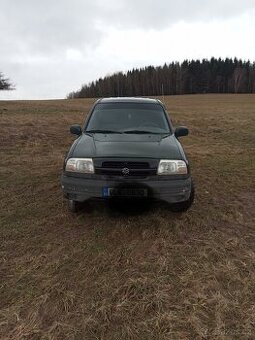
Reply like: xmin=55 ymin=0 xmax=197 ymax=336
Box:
xmin=71 ymin=133 xmax=182 ymax=159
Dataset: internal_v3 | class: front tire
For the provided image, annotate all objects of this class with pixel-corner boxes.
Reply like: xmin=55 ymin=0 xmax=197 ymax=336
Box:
xmin=170 ymin=182 xmax=195 ymax=213
xmin=68 ymin=199 xmax=80 ymax=213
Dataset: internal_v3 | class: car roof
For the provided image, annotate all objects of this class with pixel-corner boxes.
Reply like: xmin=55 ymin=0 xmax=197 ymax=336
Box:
xmin=97 ymin=97 xmax=162 ymax=105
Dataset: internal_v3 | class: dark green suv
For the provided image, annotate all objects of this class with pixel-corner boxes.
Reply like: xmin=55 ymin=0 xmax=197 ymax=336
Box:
xmin=61 ymin=97 xmax=194 ymax=212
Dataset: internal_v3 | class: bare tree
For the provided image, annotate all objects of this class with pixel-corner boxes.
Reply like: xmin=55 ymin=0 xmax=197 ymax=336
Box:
xmin=233 ymin=67 xmax=247 ymax=93
xmin=0 ymin=72 xmax=14 ymax=90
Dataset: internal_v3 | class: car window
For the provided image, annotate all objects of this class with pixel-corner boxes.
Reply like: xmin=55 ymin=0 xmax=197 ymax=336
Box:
xmin=86 ymin=103 xmax=171 ymax=133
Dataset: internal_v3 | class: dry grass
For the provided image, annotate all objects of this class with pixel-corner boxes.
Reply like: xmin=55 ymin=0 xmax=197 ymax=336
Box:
xmin=0 ymin=94 xmax=255 ymax=339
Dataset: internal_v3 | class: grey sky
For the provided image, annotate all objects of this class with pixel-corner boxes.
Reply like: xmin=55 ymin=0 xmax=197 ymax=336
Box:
xmin=1 ymin=0 xmax=255 ymax=99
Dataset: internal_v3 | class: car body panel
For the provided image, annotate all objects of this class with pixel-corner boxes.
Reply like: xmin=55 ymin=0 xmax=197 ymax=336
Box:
xmin=70 ymin=133 xmax=182 ymax=159
xmin=61 ymin=174 xmax=192 ymax=204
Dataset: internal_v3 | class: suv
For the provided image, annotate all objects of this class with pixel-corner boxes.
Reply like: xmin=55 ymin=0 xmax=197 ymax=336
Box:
xmin=61 ymin=97 xmax=194 ymax=212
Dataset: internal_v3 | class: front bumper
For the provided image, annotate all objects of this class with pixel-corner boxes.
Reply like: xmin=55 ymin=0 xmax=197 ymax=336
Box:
xmin=61 ymin=173 xmax=192 ymax=204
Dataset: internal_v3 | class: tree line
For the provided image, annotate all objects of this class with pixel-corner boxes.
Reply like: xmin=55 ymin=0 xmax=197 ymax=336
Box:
xmin=68 ymin=58 xmax=255 ymax=98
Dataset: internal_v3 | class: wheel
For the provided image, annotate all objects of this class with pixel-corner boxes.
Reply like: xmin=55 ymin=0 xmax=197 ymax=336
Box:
xmin=68 ymin=199 xmax=80 ymax=213
xmin=170 ymin=181 xmax=195 ymax=213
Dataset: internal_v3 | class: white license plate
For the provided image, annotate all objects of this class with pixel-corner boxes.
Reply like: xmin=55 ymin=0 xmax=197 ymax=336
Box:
xmin=102 ymin=187 xmax=148 ymax=197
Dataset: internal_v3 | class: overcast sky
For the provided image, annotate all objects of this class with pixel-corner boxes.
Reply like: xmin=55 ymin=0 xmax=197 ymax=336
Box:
xmin=1 ymin=0 xmax=255 ymax=100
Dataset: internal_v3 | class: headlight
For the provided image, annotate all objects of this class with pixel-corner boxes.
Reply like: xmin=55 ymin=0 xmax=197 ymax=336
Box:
xmin=65 ymin=158 xmax=94 ymax=173
xmin=157 ymin=160 xmax=187 ymax=175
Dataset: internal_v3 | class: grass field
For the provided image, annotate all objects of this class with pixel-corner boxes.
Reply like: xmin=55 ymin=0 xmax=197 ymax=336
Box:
xmin=1 ymin=94 xmax=255 ymax=339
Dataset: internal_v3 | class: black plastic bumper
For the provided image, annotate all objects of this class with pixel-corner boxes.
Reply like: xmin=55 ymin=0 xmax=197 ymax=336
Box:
xmin=61 ymin=174 xmax=192 ymax=204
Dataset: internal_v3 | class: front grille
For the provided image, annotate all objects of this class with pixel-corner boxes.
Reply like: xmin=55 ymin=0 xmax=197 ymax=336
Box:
xmin=102 ymin=161 xmax=149 ymax=169
xmin=95 ymin=160 xmax=157 ymax=177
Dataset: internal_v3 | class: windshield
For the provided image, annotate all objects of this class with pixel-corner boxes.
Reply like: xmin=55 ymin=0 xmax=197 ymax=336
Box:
xmin=85 ymin=102 xmax=171 ymax=134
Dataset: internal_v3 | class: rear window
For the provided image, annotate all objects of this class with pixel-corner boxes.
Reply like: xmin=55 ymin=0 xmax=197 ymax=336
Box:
xmin=86 ymin=102 xmax=170 ymax=133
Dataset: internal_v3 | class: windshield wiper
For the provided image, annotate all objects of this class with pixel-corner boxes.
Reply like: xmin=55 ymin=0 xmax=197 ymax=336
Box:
xmin=123 ymin=130 xmax=160 ymax=134
xmin=85 ymin=129 xmax=122 ymax=134
xmin=161 ymin=133 xmax=172 ymax=139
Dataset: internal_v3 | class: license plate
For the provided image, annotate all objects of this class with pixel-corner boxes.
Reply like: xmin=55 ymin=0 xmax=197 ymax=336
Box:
xmin=102 ymin=187 xmax=148 ymax=198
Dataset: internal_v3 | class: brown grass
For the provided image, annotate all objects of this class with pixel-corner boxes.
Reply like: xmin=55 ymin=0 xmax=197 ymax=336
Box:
xmin=0 ymin=94 xmax=255 ymax=339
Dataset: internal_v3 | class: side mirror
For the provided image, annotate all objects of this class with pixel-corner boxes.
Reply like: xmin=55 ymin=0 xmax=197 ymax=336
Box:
xmin=70 ymin=124 xmax=82 ymax=136
xmin=175 ymin=126 xmax=189 ymax=138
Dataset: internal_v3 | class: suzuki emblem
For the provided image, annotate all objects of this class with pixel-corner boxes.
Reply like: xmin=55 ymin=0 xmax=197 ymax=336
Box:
xmin=122 ymin=167 xmax=130 ymax=176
